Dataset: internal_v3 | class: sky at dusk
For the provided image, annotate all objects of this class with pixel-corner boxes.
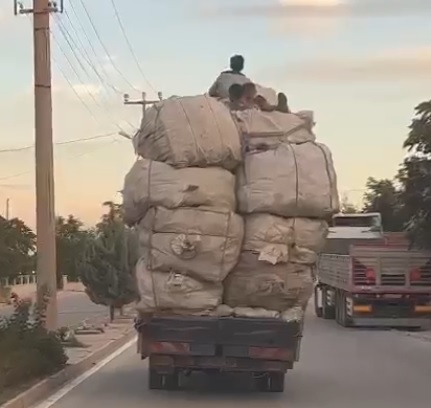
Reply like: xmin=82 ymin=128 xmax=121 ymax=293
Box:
xmin=1 ymin=0 xmax=431 ymax=227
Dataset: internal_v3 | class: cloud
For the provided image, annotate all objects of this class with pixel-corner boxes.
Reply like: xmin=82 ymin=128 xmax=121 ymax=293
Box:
xmin=272 ymin=0 xmax=342 ymax=37
xmin=71 ymin=83 xmax=103 ymax=97
xmin=204 ymin=0 xmax=431 ymax=18
xmin=280 ymin=47 xmax=431 ymax=82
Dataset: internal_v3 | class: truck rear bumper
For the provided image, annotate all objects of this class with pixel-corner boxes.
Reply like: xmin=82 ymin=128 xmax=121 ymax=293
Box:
xmin=350 ymin=317 xmax=429 ymax=328
xmin=149 ymin=354 xmax=291 ymax=374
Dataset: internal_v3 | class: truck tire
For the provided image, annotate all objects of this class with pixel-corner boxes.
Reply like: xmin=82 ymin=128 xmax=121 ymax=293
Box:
xmin=335 ymin=291 xmax=352 ymax=327
xmin=148 ymin=369 xmax=164 ymax=390
xmin=322 ymin=287 xmax=335 ymax=320
xmin=256 ymin=373 xmax=285 ymax=392
xmin=314 ymin=285 xmax=323 ymax=318
xmin=268 ymin=373 xmax=285 ymax=392
xmin=148 ymin=369 xmax=179 ymax=390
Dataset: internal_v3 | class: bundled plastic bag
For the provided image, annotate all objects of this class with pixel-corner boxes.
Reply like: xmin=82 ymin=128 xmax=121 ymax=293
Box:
xmin=136 ymin=259 xmax=222 ymax=315
xmin=234 ymin=110 xmax=315 ymax=150
xmin=237 ymin=142 xmax=340 ymax=218
xmin=244 ymin=214 xmax=328 ymax=265
xmin=138 ymin=207 xmax=244 ymax=283
xmin=123 ymin=159 xmax=236 ymax=225
xmin=133 ymin=95 xmax=241 ymax=170
xmin=224 ymin=252 xmax=314 ymax=312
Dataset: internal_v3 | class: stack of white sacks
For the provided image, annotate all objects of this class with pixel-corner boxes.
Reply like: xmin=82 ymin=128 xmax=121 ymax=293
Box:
xmin=123 ymin=93 xmax=339 ymax=321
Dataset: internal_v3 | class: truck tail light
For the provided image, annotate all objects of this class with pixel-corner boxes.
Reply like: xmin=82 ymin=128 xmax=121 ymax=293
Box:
xmin=410 ymin=268 xmax=422 ymax=282
xmin=149 ymin=341 xmax=190 ymax=355
xmin=352 ymin=258 xmax=376 ymax=285
xmin=248 ymin=347 xmax=293 ymax=361
xmin=365 ymin=268 xmax=376 ymax=284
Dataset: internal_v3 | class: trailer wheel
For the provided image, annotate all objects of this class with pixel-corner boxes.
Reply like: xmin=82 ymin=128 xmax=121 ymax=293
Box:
xmin=148 ymin=369 xmax=179 ymax=390
xmin=322 ymin=287 xmax=335 ymax=320
xmin=148 ymin=369 xmax=164 ymax=390
xmin=268 ymin=373 xmax=285 ymax=392
xmin=255 ymin=373 xmax=285 ymax=392
xmin=314 ymin=285 xmax=323 ymax=318
xmin=335 ymin=291 xmax=352 ymax=327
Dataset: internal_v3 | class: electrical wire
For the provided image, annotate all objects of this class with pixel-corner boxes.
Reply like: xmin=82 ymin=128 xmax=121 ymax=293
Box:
xmin=52 ymin=52 xmax=103 ymax=126
xmin=66 ymin=4 xmax=124 ymax=95
xmin=77 ymin=0 xmax=139 ymax=92
xmin=53 ymin=21 xmax=117 ymax=117
xmin=51 ymin=29 xmax=130 ymax=132
xmin=59 ymin=11 xmax=123 ymax=95
xmin=0 ymin=136 xmax=122 ymax=182
xmin=0 ymin=133 xmax=117 ymax=154
xmin=109 ymin=0 xmax=157 ymax=94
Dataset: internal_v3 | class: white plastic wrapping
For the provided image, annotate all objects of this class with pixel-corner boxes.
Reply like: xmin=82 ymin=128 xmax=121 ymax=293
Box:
xmin=237 ymin=142 xmax=340 ymax=218
xmin=123 ymin=159 xmax=236 ymax=225
xmin=138 ymin=207 xmax=244 ymax=283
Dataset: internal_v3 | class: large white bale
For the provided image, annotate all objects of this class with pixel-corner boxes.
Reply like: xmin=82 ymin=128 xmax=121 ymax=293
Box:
xmin=255 ymin=85 xmax=278 ymax=106
xmin=244 ymin=214 xmax=328 ymax=265
xmin=237 ymin=142 xmax=340 ymax=218
xmin=133 ymin=95 xmax=242 ymax=170
xmin=122 ymin=159 xmax=236 ymax=225
xmin=234 ymin=110 xmax=315 ymax=150
xmin=138 ymin=207 xmax=244 ymax=283
xmin=223 ymin=252 xmax=314 ymax=312
xmin=136 ymin=259 xmax=222 ymax=315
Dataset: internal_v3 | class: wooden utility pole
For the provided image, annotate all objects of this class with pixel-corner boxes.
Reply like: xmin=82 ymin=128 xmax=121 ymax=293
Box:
xmin=5 ymin=198 xmax=10 ymax=220
xmin=15 ymin=0 xmax=64 ymax=330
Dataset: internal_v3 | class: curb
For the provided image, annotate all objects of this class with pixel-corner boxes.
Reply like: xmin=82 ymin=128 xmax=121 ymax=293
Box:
xmin=1 ymin=327 xmax=136 ymax=408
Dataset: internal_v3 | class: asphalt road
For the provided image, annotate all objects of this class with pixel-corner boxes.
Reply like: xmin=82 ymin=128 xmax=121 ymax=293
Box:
xmin=0 ymin=292 xmax=108 ymax=327
xmin=41 ymin=311 xmax=431 ymax=408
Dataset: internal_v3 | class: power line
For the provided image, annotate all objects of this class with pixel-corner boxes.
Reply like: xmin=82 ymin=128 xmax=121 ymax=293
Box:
xmin=52 ymin=52 xmax=103 ymax=126
xmin=66 ymin=4 xmax=123 ymax=95
xmin=52 ymin=19 xmax=121 ymax=125
xmin=59 ymin=11 xmax=123 ymax=95
xmin=52 ymin=28 xmax=134 ymax=132
xmin=109 ymin=0 xmax=157 ymax=94
xmin=0 ymin=136 xmax=121 ymax=182
xmin=0 ymin=133 xmax=117 ymax=154
xmin=77 ymin=0 xmax=139 ymax=92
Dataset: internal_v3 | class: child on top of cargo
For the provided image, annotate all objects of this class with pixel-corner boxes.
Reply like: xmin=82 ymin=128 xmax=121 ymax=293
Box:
xmin=241 ymin=82 xmax=291 ymax=113
xmin=226 ymin=83 xmax=244 ymax=110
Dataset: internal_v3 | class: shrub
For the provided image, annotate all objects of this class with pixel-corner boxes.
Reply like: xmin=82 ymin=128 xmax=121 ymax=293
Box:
xmin=0 ymin=293 xmax=68 ymax=393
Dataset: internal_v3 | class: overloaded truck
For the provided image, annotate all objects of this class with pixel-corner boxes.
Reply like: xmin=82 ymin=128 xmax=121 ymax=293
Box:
xmin=315 ymin=213 xmax=431 ymax=327
xmin=124 ymin=91 xmax=339 ymax=392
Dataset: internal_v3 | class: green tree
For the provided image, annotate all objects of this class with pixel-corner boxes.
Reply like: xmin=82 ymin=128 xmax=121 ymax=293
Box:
xmin=55 ymin=215 xmax=93 ymax=289
xmin=363 ymin=177 xmax=404 ymax=232
xmin=397 ymin=100 xmax=431 ymax=248
xmin=0 ymin=216 xmax=36 ymax=280
xmin=80 ymin=203 xmax=138 ymax=321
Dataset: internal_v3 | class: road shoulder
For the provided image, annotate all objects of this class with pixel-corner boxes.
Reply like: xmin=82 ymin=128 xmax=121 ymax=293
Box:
xmin=0 ymin=318 xmax=135 ymax=408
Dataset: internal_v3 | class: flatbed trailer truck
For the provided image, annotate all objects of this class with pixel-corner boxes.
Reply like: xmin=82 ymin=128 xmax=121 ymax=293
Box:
xmin=136 ymin=315 xmax=302 ymax=392
xmin=315 ymin=245 xmax=431 ymax=328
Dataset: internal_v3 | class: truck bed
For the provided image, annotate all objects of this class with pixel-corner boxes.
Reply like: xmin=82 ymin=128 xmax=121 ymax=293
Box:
xmin=140 ymin=316 xmax=301 ymax=349
xmin=318 ymin=245 xmax=431 ymax=293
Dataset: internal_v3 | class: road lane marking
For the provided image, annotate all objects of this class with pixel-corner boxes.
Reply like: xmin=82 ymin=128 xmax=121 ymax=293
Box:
xmin=33 ymin=336 xmax=137 ymax=408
